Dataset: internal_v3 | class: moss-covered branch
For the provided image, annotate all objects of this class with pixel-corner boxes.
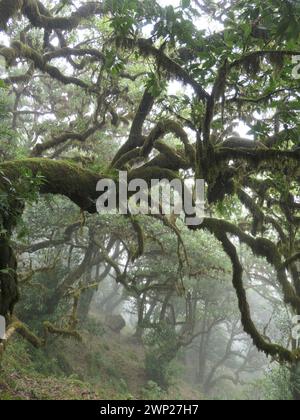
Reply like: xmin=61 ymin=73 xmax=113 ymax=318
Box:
xmin=0 ymin=316 xmax=81 ymax=362
xmin=118 ymin=38 xmax=210 ymax=100
xmin=141 ymin=120 xmax=195 ymax=166
xmin=217 ymin=148 xmax=300 ymax=167
xmin=237 ymin=188 xmax=265 ymax=236
xmin=44 ymin=47 xmax=105 ymax=63
xmin=0 ymin=41 xmax=92 ymax=90
xmin=0 ymin=0 xmax=104 ymax=31
xmin=200 ymin=222 xmax=296 ymax=363
xmin=283 ymin=253 xmax=300 ymax=269
xmin=31 ymin=122 xmax=106 ymax=157
xmin=199 ymin=218 xmax=300 ymax=314
xmin=111 ymin=89 xmax=155 ymax=167
xmin=0 ymin=159 xmax=103 ymax=213
xmin=43 ymin=321 xmax=82 ymax=342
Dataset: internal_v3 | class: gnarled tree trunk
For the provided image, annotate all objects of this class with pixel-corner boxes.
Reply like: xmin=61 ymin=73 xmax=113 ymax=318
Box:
xmin=291 ymin=362 xmax=300 ymax=400
xmin=0 ymin=237 xmax=19 ymax=318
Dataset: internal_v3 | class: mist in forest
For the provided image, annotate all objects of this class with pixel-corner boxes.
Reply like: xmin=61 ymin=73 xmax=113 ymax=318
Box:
xmin=0 ymin=0 xmax=300 ymax=402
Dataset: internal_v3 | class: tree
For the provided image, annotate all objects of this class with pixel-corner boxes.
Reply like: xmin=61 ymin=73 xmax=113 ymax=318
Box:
xmin=0 ymin=0 xmax=300 ymax=398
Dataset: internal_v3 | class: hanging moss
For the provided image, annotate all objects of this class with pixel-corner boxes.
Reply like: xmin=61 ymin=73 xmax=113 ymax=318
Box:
xmin=199 ymin=220 xmax=297 ymax=364
xmin=0 ymin=159 xmax=102 ymax=319
xmin=268 ymin=52 xmax=285 ymax=74
xmin=212 ymin=60 xmax=229 ymax=101
xmin=242 ymin=54 xmax=261 ymax=77
xmin=207 ymin=170 xmax=236 ymax=204
xmin=0 ymin=0 xmax=23 ymax=31
xmin=0 ymin=158 xmax=112 ymax=322
xmin=12 ymin=40 xmax=45 ymax=67
xmin=216 ymin=148 xmax=300 ymax=172
xmin=116 ymin=37 xmax=209 ymax=100
xmin=200 ymin=218 xmax=300 ymax=314
xmin=237 ymin=188 xmax=265 ymax=236
xmin=129 ymin=217 xmax=145 ymax=261
xmin=0 ymin=46 xmax=17 ymax=67
xmin=0 ymin=41 xmax=91 ymax=90
xmin=0 ymin=158 xmax=103 ymax=213
xmin=0 ymin=0 xmax=104 ymax=31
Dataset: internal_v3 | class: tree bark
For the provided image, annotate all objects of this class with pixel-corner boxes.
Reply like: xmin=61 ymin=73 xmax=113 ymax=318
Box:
xmin=291 ymin=362 xmax=300 ymax=400
xmin=0 ymin=238 xmax=19 ymax=317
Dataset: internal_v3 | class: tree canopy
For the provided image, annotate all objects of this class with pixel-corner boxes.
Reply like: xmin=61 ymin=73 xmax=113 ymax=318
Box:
xmin=0 ymin=0 xmax=300 ymax=399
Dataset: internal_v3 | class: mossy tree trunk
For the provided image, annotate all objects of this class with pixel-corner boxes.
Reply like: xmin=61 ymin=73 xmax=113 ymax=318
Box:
xmin=0 ymin=237 xmax=19 ymax=318
xmin=0 ymin=190 xmax=23 ymax=318
xmin=291 ymin=362 xmax=300 ymax=400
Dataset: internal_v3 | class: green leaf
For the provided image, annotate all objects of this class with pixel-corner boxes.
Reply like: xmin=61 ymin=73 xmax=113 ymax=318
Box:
xmin=181 ymin=0 xmax=191 ymax=8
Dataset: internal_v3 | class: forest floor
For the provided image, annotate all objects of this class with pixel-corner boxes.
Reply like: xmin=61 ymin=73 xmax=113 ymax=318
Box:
xmin=0 ymin=316 xmax=201 ymax=400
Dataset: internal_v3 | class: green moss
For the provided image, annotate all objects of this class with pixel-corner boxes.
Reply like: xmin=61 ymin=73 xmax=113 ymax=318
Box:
xmin=199 ymin=218 xmax=299 ymax=364
xmin=0 ymin=158 xmax=106 ymax=320
xmin=0 ymin=158 xmax=103 ymax=213
xmin=0 ymin=0 xmax=23 ymax=31
xmin=22 ymin=1 xmax=103 ymax=31
xmin=130 ymin=217 xmax=145 ymax=261
xmin=0 ymin=47 xmax=17 ymax=67
xmin=0 ymin=239 xmax=19 ymax=317
xmin=43 ymin=321 xmax=82 ymax=343
xmin=12 ymin=41 xmax=45 ymax=68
